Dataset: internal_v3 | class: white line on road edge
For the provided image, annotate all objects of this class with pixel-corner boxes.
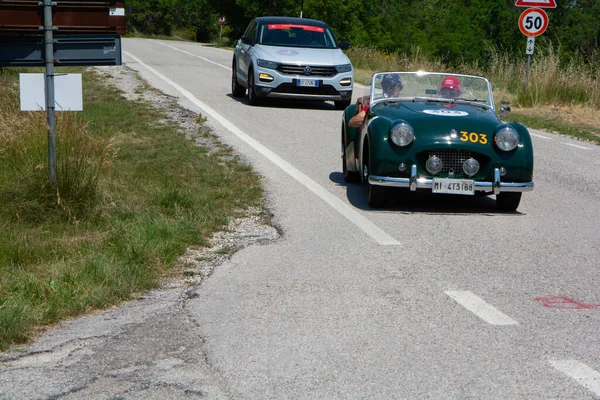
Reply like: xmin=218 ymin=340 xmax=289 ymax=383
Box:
xmin=563 ymin=143 xmax=591 ymax=150
xmin=123 ymin=51 xmax=400 ymax=246
xmin=530 ymin=132 xmax=553 ymax=140
xmin=445 ymin=290 xmax=518 ymax=325
xmin=549 ymin=359 xmax=600 ymax=397
xmin=151 ymin=41 xmax=231 ymax=71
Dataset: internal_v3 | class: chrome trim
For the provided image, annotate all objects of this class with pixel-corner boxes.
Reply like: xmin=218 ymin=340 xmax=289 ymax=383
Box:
xmin=369 ymin=167 xmax=534 ymax=193
xmin=409 ymin=164 xmax=417 ymax=191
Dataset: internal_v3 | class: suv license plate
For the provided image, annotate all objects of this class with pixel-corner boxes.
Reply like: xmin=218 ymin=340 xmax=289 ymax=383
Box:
xmin=432 ymin=178 xmax=475 ymax=195
xmin=297 ymin=79 xmax=318 ymax=87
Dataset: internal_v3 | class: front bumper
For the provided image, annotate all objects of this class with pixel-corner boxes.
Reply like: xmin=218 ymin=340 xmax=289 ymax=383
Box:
xmin=369 ymin=166 xmax=534 ymax=195
xmin=254 ymin=67 xmax=353 ymax=101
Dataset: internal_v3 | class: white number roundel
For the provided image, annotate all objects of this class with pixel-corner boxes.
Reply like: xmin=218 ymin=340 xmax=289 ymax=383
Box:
xmin=519 ymin=8 xmax=549 ymax=37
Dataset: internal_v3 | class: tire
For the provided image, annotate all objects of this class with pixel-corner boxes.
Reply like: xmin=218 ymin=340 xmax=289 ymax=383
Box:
xmin=496 ymin=192 xmax=522 ymax=211
xmin=368 ymin=181 xmax=386 ymax=208
xmin=361 ymin=147 xmax=386 ymax=208
xmin=231 ymin=59 xmax=246 ymax=97
xmin=247 ymin=68 xmax=262 ymax=106
xmin=335 ymin=98 xmax=352 ymax=110
xmin=342 ymin=126 xmax=360 ymax=183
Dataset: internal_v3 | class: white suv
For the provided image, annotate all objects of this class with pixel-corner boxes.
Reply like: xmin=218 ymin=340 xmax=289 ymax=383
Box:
xmin=232 ymin=16 xmax=354 ymax=109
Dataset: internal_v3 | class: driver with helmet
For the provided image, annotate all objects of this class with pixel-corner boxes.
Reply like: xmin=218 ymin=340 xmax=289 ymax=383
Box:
xmin=349 ymin=73 xmax=403 ymax=128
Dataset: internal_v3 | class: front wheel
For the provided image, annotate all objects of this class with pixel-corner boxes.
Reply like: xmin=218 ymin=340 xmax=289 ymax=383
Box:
xmin=496 ymin=192 xmax=522 ymax=211
xmin=231 ymin=59 xmax=246 ymax=97
xmin=247 ymin=69 xmax=263 ymax=106
xmin=368 ymin=182 xmax=386 ymax=208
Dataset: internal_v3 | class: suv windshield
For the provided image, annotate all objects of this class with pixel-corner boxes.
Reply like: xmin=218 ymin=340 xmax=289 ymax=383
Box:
xmin=257 ymin=23 xmax=337 ymax=49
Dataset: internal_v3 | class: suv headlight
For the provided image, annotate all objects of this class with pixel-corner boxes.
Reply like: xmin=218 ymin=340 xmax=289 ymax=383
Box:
xmin=257 ymin=59 xmax=279 ymax=69
xmin=390 ymin=122 xmax=414 ymax=147
xmin=335 ymin=64 xmax=352 ymax=73
xmin=495 ymin=127 xmax=520 ymax=151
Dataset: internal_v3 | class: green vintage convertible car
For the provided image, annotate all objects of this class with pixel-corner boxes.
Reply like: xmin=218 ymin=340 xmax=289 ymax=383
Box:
xmin=341 ymin=71 xmax=534 ymax=211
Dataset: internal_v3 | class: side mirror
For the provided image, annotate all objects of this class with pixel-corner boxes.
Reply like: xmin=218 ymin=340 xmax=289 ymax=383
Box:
xmin=241 ymin=36 xmax=254 ymax=45
xmin=339 ymin=41 xmax=351 ymax=51
xmin=499 ymin=105 xmax=511 ymax=118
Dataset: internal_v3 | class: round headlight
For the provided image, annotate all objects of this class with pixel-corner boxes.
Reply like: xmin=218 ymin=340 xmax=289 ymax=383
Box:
xmin=463 ymin=157 xmax=480 ymax=177
xmin=390 ymin=122 xmax=414 ymax=147
xmin=495 ymin=127 xmax=520 ymax=151
xmin=426 ymin=155 xmax=443 ymax=175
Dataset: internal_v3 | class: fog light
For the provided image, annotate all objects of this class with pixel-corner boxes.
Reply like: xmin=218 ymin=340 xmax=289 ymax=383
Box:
xmin=398 ymin=163 xmax=406 ymax=172
xmin=462 ymin=158 xmax=480 ymax=177
xmin=259 ymin=73 xmax=273 ymax=82
xmin=500 ymin=167 xmax=507 ymax=176
xmin=426 ymin=156 xmax=443 ymax=175
xmin=340 ymin=77 xmax=352 ymax=86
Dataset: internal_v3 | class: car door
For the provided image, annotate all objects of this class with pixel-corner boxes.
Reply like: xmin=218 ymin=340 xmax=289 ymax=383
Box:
xmin=238 ymin=20 xmax=258 ymax=84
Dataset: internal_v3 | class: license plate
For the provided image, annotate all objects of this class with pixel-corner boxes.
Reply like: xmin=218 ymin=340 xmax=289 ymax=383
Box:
xmin=296 ymin=79 xmax=318 ymax=87
xmin=432 ymin=178 xmax=475 ymax=195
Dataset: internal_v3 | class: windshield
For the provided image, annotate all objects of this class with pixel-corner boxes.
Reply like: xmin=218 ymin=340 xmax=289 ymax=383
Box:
xmin=369 ymin=72 xmax=494 ymax=109
xmin=257 ymin=23 xmax=337 ymax=49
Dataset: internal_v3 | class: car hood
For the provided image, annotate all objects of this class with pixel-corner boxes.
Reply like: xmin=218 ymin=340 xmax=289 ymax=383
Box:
xmin=372 ymin=101 xmax=501 ymax=138
xmin=255 ymin=44 xmax=350 ymax=66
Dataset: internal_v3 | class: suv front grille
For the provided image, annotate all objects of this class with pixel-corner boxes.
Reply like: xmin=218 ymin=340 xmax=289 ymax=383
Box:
xmin=278 ymin=64 xmax=337 ymax=77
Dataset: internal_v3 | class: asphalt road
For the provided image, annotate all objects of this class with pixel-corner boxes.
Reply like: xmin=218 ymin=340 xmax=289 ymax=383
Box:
xmin=2 ymin=38 xmax=600 ymax=399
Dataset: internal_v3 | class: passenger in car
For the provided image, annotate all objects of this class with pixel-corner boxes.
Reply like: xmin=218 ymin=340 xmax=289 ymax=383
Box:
xmin=439 ymin=75 xmax=462 ymax=98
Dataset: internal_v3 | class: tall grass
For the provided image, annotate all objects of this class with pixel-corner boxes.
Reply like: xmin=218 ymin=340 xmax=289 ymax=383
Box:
xmin=0 ymin=78 xmax=105 ymax=222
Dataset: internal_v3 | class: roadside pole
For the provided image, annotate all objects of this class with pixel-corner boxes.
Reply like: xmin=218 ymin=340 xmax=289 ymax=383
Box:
xmin=515 ymin=1 xmax=554 ymax=94
xmin=42 ymin=1 xmax=57 ymax=185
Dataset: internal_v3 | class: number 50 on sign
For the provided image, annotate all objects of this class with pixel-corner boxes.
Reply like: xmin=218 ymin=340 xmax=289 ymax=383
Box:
xmin=518 ymin=7 xmax=549 ymax=37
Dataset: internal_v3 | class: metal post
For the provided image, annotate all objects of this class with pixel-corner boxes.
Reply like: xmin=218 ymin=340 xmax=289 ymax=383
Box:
xmin=300 ymin=0 xmax=304 ymax=18
xmin=41 ymin=1 xmax=57 ymax=184
xmin=524 ymin=54 xmax=531 ymax=94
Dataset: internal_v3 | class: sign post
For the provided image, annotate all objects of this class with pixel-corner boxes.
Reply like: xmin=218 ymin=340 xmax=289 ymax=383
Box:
xmin=0 ymin=0 xmax=125 ymax=189
xmin=518 ymin=7 xmax=550 ymax=93
xmin=217 ymin=16 xmax=226 ymax=39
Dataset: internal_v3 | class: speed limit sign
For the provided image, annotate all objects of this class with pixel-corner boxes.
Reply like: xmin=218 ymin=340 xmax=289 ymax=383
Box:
xmin=518 ymin=8 xmax=549 ymax=37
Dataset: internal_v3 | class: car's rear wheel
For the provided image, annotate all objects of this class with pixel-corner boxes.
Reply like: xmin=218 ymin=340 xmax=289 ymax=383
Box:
xmin=496 ymin=192 xmax=522 ymax=211
xmin=335 ymin=98 xmax=351 ymax=110
xmin=247 ymin=68 xmax=263 ymax=106
xmin=231 ymin=59 xmax=246 ymax=97
xmin=342 ymin=125 xmax=360 ymax=183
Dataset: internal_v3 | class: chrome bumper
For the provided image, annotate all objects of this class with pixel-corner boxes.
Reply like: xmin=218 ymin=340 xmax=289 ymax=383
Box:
xmin=369 ymin=167 xmax=534 ymax=195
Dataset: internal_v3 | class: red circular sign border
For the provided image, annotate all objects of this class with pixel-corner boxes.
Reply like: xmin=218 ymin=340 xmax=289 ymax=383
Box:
xmin=518 ymin=7 xmax=549 ymax=37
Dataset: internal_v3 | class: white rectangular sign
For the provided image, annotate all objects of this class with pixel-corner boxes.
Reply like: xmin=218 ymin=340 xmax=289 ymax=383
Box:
xmin=20 ymin=73 xmax=83 ymax=111
xmin=526 ymin=37 xmax=535 ymax=55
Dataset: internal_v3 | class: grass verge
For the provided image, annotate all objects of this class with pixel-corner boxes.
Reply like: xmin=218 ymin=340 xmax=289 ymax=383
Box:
xmin=0 ymin=66 xmax=264 ymax=351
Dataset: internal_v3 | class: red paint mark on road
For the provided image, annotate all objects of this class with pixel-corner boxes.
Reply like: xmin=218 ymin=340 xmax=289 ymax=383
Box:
xmin=535 ymin=296 xmax=600 ymax=309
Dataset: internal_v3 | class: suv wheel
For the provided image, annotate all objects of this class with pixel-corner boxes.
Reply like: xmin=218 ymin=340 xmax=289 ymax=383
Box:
xmin=231 ymin=59 xmax=246 ymax=97
xmin=247 ymin=68 xmax=263 ymax=106
xmin=335 ymin=98 xmax=352 ymax=110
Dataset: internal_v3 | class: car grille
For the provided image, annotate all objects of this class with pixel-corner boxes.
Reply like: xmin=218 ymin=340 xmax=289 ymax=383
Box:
xmin=428 ymin=149 xmax=472 ymax=178
xmin=278 ymin=64 xmax=337 ymax=77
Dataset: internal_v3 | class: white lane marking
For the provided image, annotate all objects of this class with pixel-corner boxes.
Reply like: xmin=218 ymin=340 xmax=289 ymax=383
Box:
xmin=445 ymin=290 xmax=518 ymax=325
xmin=563 ymin=143 xmax=591 ymax=150
xmin=123 ymin=51 xmax=400 ymax=246
xmin=530 ymin=132 xmax=553 ymax=140
xmin=549 ymin=360 xmax=600 ymax=396
xmin=151 ymin=40 xmax=231 ymax=71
